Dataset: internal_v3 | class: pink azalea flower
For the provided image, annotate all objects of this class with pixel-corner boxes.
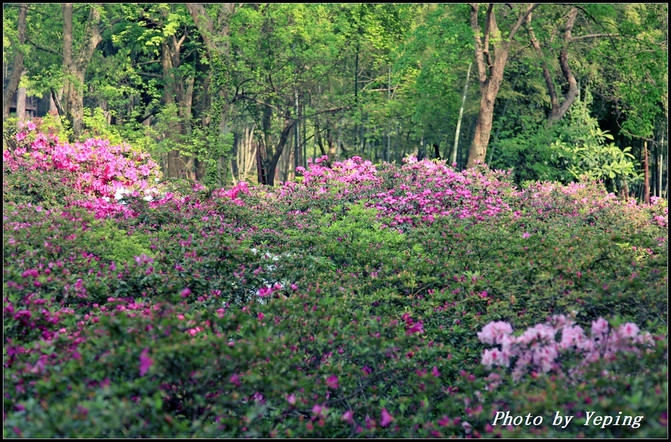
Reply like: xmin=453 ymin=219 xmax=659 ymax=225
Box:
xmin=380 ymin=408 xmax=393 ymax=427
xmin=477 ymin=321 xmax=513 ymax=345
xmin=591 ymin=317 xmax=609 ymax=336
xmin=312 ymin=403 xmax=325 ymax=416
xmin=139 ymin=348 xmax=153 ymax=376
xmin=618 ymin=322 xmax=639 ymax=338
xmin=326 ymin=375 xmax=339 ymax=389
xmin=406 ymin=321 xmax=424 ymax=335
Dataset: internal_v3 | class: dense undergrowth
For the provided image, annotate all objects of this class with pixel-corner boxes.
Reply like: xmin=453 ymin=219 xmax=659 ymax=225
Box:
xmin=3 ymin=126 xmax=668 ymax=437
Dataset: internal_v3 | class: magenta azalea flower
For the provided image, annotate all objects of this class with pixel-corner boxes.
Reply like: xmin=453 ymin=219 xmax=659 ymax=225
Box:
xmin=229 ymin=373 xmax=241 ymax=386
xmin=326 ymin=375 xmax=339 ymax=389
xmin=139 ymin=348 xmax=153 ymax=376
xmin=380 ymin=408 xmax=393 ymax=427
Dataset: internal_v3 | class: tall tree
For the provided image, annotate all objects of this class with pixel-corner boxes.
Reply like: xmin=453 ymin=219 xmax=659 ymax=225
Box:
xmin=467 ymin=3 xmax=538 ymax=168
xmin=62 ymin=3 xmax=102 ymax=137
xmin=3 ymin=3 xmax=28 ymax=119
xmin=186 ymin=3 xmax=237 ymax=181
xmin=229 ymin=4 xmax=351 ymax=185
xmin=452 ymin=61 xmax=473 ymax=166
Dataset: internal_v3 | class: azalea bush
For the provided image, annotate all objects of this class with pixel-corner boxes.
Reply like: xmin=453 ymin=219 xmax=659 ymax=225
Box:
xmin=3 ymin=131 xmax=667 ymax=438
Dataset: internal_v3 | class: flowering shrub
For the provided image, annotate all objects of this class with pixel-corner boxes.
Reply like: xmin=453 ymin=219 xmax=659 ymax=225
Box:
xmin=3 ymin=135 xmax=667 ymax=438
xmin=4 ymin=124 xmax=162 ymax=201
xmin=478 ymin=315 xmax=656 ymax=382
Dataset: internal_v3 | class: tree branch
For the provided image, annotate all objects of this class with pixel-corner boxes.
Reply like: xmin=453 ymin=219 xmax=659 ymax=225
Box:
xmin=525 ymin=12 xmax=558 ymax=111
xmin=469 ymin=4 xmax=488 ymax=86
xmin=100 ymin=17 xmax=122 ymax=34
xmin=135 ymin=60 xmax=161 ymax=66
xmin=550 ymin=6 xmax=579 ymax=125
xmin=483 ymin=4 xmax=494 ymax=69
xmin=570 ymin=33 xmax=619 ymax=42
xmin=508 ymin=3 xmax=540 ymax=40
xmin=616 ymin=121 xmax=656 ymax=142
xmin=27 ymin=38 xmax=61 ymax=57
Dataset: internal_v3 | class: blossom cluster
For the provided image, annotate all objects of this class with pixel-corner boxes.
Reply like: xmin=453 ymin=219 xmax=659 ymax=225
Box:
xmin=4 ymin=124 xmax=162 ymax=200
xmin=370 ymin=157 xmax=515 ymax=226
xmin=478 ymin=315 xmax=655 ymax=382
xmin=287 ymin=154 xmax=666 ymax=231
xmin=213 ymin=181 xmax=250 ymax=205
xmin=296 ymin=155 xmax=380 ymax=187
xmin=287 ymin=155 xmax=517 ymax=227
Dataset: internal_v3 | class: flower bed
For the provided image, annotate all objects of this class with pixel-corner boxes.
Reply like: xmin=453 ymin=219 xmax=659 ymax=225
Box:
xmin=3 ymin=132 xmax=667 ymax=437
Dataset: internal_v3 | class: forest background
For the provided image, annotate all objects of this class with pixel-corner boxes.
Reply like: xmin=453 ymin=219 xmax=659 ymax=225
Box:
xmin=3 ymin=3 xmax=668 ymax=197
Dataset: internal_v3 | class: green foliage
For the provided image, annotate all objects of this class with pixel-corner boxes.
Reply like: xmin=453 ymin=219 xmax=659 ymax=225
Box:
xmin=82 ymin=108 xmax=125 ymax=145
xmin=3 ymin=162 xmax=78 ymax=210
xmin=308 ymin=202 xmax=406 ymax=269
xmin=490 ymin=124 xmax=574 ymax=185
xmin=491 ymin=90 xmax=642 ymax=192
xmin=84 ymin=219 xmax=154 ymax=266
xmin=550 ymin=92 xmax=640 ymax=192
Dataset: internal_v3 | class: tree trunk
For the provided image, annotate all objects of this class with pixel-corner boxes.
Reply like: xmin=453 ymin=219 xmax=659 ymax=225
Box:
xmin=386 ymin=65 xmax=392 ymax=162
xmin=62 ymin=4 xmax=102 ymax=139
xmin=238 ymin=124 xmax=257 ymax=181
xmin=469 ymin=89 xmax=497 ymax=167
xmin=258 ymin=104 xmax=273 ymax=184
xmin=264 ymin=118 xmax=298 ymax=186
xmin=354 ymin=43 xmax=359 ymax=151
xmin=294 ymin=90 xmax=301 ymax=172
xmin=49 ymin=90 xmax=61 ymax=115
xmin=327 ymin=127 xmax=336 ymax=160
xmin=186 ymin=4 xmax=236 ymax=183
xmin=433 ymin=143 xmax=440 ymax=160
xmin=256 ymin=139 xmax=268 ymax=186
xmin=161 ymin=38 xmax=182 ymax=180
xmin=643 ymin=141 xmax=650 ymax=204
xmin=16 ymin=79 xmax=27 ymax=123
xmin=658 ymin=134 xmax=664 ymax=198
xmin=452 ymin=61 xmax=473 ymax=166
xmin=466 ymin=3 xmax=538 ymax=168
xmin=302 ymin=100 xmax=307 ymax=169
xmin=315 ymin=116 xmax=327 ymax=157
xmin=62 ymin=3 xmax=74 ymax=130
xmin=3 ymin=3 xmax=28 ymax=119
